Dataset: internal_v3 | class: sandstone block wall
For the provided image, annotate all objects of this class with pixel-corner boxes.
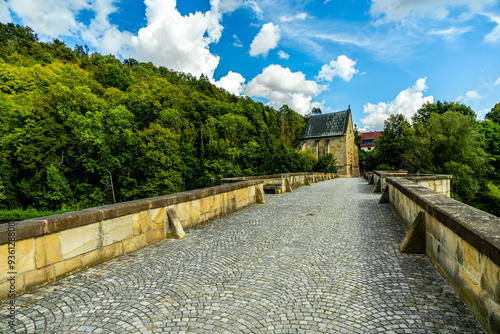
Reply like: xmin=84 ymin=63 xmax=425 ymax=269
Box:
xmin=0 ymin=180 xmax=264 ymax=301
xmin=385 ymin=177 xmax=500 ymax=334
xmin=373 ymin=171 xmax=452 ymax=197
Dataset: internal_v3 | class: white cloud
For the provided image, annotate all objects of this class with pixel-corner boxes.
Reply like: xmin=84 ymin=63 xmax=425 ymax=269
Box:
xmin=369 ymin=0 xmax=496 ymax=24
xmin=128 ymin=0 xmax=232 ymax=79
xmin=0 ymin=1 xmax=12 ymax=22
xmin=212 ymin=0 xmax=244 ymax=13
xmin=361 ymin=78 xmax=434 ymax=131
xmin=456 ymin=89 xmax=482 ymax=101
xmin=277 ymin=50 xmax=289 ymax=59
xmin=280 ymin=12 xmax=308 ymax=22
xmin=245 ymin=64 xmax=326 ymax=115
xmin=232 ymin=34 xmax=243 ymax=47
xmin=317 ymin=55 xmax=359 ymax=82
xmin=428 ymin=26 xmax=473 ymax=40
xmin=6 ymin=0 xmax=88 ymax=38
xmin=249 ymin=22 xmax=281 ymax=57
xmin=80 ymin=0 xmax=132 ymax=56
xmin=245 ymin=0 xmax=263 ymax=18
xmin=484 ymin=13 xmax=500 ymax=43
xmin=466 ymin=90 xmax=481 ymax=98
xmin=495 ymin=77 xmax=500 ymax=85
xmin=215 ymin=71 xmax=246 ymax=96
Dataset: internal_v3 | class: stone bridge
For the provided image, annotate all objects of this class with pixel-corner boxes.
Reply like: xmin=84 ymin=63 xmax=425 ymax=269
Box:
xmin=0 ymin=174 xmax=499 ymax=333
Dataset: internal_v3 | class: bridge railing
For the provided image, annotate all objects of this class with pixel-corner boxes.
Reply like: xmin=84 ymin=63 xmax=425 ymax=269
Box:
xmin=381 ymin=176 xmax=500 ymax=333
xmin=222 ymin=172 xmax=337 ymax=194
xmin=0 ymin=180 xmax=265 ymax=301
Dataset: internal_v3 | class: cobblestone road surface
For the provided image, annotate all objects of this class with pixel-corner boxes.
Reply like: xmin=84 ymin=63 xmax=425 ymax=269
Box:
xmin=1 ymin=178 xmax=483 ymax=333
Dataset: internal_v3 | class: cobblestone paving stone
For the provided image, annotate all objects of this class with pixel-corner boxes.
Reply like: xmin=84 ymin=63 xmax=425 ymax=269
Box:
xmin=0 ymin=178 xmax=484 ymax=333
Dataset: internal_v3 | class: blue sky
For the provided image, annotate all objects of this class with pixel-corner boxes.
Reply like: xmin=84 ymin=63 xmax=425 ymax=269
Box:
xmin=1 ymin=0 xmax=499 ymax=130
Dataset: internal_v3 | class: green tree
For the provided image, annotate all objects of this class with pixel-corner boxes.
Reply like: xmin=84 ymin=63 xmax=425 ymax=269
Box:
xmin=314 ymin=154 xmax=338 ymax=173
xmin=485 ymin=102 xmax=500 ymax=123
xmin=375 ymin=114 xmax=412 ymax=169
xmin=412 ymin=100 xmax=476 ymax=126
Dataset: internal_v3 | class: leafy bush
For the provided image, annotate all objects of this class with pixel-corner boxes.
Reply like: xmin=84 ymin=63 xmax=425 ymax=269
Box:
xmin=313 ymin=154 xmax=338 ymax=173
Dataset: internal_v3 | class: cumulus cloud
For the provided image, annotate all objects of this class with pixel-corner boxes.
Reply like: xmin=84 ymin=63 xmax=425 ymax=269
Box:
xmin=128 ymin=0 xmax=233 ymax=79
xmin=249 ymin=22 xmax=281 ymax=57
xmin=277 ymin=50 xmax=289 ymax=59
xmin=6 ymin=0 xmax=88 ymax=37
xmin=484 ymin=13 xmax=500 ymax=43
xmin=369 ymin=0 xmax=496 ymax=24
xmin=215 ymin=71 xmax=246 ymax=96
xmin=361 ymin=78 xmax=434 ymax=131
xmin=245 ymin=64 xmax=326 ymax=114
xmin=317 ymin=55 xmax=359 ymax=82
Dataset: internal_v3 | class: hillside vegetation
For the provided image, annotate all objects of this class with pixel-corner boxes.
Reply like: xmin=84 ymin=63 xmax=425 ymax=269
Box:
xmin=0 ymin=23 xmax=319 ymax=216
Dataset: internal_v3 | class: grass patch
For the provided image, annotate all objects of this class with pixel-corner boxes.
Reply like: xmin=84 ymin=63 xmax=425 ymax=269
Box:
xmin=0 ymin=208 xmax=75 ymax=222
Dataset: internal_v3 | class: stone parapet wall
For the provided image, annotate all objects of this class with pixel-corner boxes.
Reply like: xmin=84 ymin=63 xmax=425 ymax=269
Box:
xmin=372 ymin=171 xmax=452 ymax=197
xmin=0 ymin=180 xmax=264 ymax=301
xmin=385 ymin=177 xmax=500 ymax=334
xmin=222 ymin=173 xmax=337 ymax=193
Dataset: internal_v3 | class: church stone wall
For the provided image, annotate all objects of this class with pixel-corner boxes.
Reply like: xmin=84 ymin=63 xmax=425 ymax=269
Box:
xmin=299 ymin=113 xmax=359 ymax=177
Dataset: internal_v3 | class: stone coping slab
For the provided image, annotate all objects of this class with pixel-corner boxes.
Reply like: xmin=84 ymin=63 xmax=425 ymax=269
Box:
xmin=386 ymin=177 xmax=500 ymax=268
xmin=221 ymin=172 xmax=335 ymax=183
xmin=374 ymin=170 xmax=452 ymax=180
xmin=0 ymin=180 xmax=263 ymax=245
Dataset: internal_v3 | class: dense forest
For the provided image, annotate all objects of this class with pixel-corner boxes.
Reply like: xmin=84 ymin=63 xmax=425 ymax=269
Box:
xmin=0 ymin=23 xmax=330 ymax=218
xmin=357 ymin=101 xmax=500 ymax=216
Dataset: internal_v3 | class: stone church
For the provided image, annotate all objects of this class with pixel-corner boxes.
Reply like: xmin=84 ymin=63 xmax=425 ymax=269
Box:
xmin=299 ymin=107 xmax=360 ymax=177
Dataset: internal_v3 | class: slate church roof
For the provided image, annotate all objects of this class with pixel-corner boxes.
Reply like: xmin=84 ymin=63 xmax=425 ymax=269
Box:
xmin=299 ymin=108 xmax=351 ymax=140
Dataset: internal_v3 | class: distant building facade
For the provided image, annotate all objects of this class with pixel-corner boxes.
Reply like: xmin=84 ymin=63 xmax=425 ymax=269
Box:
xmin=298 ymin=108 xmax=360 ymax=177
xmin=360 ymin=131 xmax=383 ymax=151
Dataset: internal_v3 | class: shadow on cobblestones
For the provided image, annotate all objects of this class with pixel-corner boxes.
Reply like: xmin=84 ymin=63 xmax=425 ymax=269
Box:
xmin=0 ymin=178 xmax=484 ymax=333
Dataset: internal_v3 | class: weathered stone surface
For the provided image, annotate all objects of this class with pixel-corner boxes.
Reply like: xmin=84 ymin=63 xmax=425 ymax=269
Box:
xmin=150 ymin=207 xmax=165 ymax=229
xmin=166 ymin=208 xmax=185 ymax=239
xmin=400 ymin=209 xmax=426 ymax=253
xmin=24 ymin=266 xmax=54 ymax=291
xmin=481 ymin=256 xmax=500 ymax=303
xmin=35 ymin=234 xmax=61 ymax=268
xmin=100 ymin=243 xmax=123 ymax=262
xmin=462 ymin=239 xmax=481 ymax=281
xmin=3 ymin=239 xmax=35 ymax=276
xmin=132 ymin=210 xmax=150 ymax=236
xmin=123 ymin=234 xmax=147 ymax=253
xmin=146 ymin=228 xmax=164 ymax=244
xmin=101 ymin=216 xmax=133 ymax=246
xmin=490 ymin=300 xmax=500 ymax=334
xmin=0 ymin=219 xmax=46 ymax=245
xmin=54 ymin=257 xmax=81 ymax=278
xmin=457 ymin=266 xmax=489 ymax=328
xmin=200 ymin=196 xmax=214 ymax=214
xmin=60 ymin=223 xmax=100 ymax=260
